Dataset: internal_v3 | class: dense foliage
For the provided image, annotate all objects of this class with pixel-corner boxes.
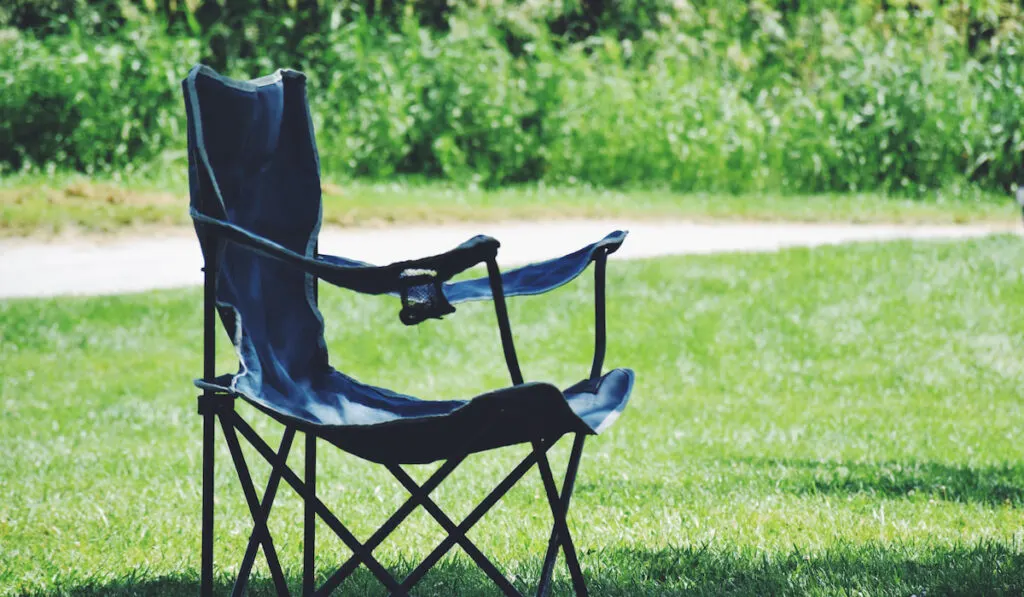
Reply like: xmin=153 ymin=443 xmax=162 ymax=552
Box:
xmin=2 ymin=0 xmax=1022 ymax=193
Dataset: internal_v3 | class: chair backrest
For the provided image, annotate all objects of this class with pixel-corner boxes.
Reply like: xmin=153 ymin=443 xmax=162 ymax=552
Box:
xmin=183 ymin=65 xmax=330 ymax=393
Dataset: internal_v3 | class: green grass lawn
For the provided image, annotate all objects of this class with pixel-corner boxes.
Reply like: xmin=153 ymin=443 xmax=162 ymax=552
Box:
xmin=3 ymin=236 xmax=1024 ymax=595
xmin=0 ymin=172 xmax=1017 ymax=237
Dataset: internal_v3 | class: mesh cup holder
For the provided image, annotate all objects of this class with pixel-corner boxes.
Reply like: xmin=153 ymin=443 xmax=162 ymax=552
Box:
xmin=399 ymin=268 xmax=456 ymax=325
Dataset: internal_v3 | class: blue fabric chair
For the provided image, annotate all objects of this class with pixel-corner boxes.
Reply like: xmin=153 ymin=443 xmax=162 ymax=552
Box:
xmin=184 ymin=64 xmax=635 ymax=597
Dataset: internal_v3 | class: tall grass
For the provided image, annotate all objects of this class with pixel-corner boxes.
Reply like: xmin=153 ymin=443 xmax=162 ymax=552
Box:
xmin=2 ymin=2 xmax=1023 ymax=194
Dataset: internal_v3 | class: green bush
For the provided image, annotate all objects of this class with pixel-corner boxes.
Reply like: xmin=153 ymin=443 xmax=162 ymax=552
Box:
xmin=0 ymin=26 xmax=199 ymax=174
xmin=308 ymin=14 xmax=544 ymax=184
xmin=1 ymin=1 xmax=1022 ymax=194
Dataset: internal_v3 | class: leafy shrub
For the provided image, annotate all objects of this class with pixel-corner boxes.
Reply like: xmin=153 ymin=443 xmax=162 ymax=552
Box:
xmin=2 ymin=1 xmax=1023 ymax=194
xmin=0 ymin=25 xmax=199 ymax=174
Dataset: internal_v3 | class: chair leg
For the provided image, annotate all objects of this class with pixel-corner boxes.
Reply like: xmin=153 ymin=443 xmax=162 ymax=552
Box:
xmin=304 ymin=432 xmax=316 ymax=597
xmin=201 ymin=410 xmax=216 ymax=597
xmin=536 ymin=532 xmax=560 ymax=597
xmin=535 ymin=436 xmax=588 ymax=597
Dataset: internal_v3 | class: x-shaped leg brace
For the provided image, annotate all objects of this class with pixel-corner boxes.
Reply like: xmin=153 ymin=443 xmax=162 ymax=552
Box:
xmin=217 ymin=409 xmax=590 ymax=597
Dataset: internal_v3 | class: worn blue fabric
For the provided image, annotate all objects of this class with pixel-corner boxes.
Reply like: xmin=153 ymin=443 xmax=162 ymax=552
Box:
xmin=184 ymin=65 xmax=634 ymax=464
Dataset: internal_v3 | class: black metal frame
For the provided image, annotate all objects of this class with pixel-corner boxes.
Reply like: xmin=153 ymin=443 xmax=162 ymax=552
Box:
xmin=197 ymin=233 xmax=611 ymax=597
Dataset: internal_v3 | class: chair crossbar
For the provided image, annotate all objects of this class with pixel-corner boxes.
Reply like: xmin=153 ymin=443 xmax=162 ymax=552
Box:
xmin=220 ymin=417 xmax=291 ymax=597
xmin=394 ymin=450 xmax=542 ymax=595
xmin=534 ymin=442 xmax=587 ymax=597
xmin=317 ymin=456 xmax=467 ymax=595
xmin=234 ymin=427 xmax=297 ymax=597
xmin=388 ymin=465 xmax=523 ymax=597
xmin=213 ymin=409 xmax=589 ymax=597
xmin=229 ymin=412 xmax=406 ymax=594
xmin=536 ymin=435 xmax=586 ymax=597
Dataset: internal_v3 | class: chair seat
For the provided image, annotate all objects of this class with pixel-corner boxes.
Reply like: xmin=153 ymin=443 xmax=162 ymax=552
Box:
xmin=199 ymin=368 xmax=633 ymax=464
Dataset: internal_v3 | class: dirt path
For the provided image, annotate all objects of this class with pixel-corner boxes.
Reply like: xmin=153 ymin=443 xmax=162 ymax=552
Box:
xmin=0 ymin=220 xmax=1015 ymax=299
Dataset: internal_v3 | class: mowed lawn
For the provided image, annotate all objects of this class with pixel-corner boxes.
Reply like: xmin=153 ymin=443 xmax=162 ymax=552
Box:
xmin=2 ymin=236 xmax=1024 ymax=596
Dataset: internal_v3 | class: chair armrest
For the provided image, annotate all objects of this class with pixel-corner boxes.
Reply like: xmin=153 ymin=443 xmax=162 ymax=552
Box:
xmin=442 ymin=231 xmax=627 ymax=304
xmin=464 ymin=231 xmax=627 ymax=386
xmin=191 ymin=210 xmax=499 ymax=299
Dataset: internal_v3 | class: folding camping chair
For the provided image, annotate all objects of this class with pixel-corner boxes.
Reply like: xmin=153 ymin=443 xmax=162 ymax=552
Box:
xmin=183 ymin=64 xmax=635 ymax=597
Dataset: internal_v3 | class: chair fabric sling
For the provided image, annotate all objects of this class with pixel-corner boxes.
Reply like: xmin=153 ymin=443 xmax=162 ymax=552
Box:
xmin=184 ymin=64 xmax=635 ymax=597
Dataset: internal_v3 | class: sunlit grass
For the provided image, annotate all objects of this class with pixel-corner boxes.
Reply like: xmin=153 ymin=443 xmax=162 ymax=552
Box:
xmin=2 ymin=236 xmax=1024 ymax=595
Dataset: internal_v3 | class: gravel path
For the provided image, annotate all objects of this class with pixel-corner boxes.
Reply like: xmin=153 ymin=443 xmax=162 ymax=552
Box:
xmin=0 ymin=220 xmax=1014 ymax=299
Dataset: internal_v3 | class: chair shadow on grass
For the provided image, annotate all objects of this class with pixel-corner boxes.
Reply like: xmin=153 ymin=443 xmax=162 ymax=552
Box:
xmin=17 ymin=541 xmax=1024 ymax=597
xmin=740 ymin=457 xmax=1024 ymax=506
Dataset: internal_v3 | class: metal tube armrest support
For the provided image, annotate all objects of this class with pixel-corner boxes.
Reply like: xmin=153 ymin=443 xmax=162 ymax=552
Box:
xmin=483 ymin=249 xmax=611 ymax=387
xmin=589 ymin=250 xmax=608 ymax=381
xmin=486 ymin=258 xmax=524 ymax=386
